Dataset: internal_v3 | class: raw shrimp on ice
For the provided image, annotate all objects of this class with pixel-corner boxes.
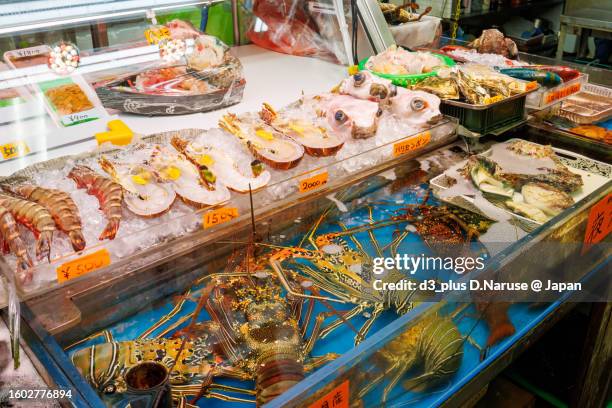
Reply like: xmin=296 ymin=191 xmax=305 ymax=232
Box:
xmin=68 ymin=165 xmax=123 ymax=240
xmin=1 ymin=184 xmax=85 ymax=252
xmin=0 ymin=194 xmax=56 ymax=262
xmin=0 ymin=205 xmax=33 ymax=282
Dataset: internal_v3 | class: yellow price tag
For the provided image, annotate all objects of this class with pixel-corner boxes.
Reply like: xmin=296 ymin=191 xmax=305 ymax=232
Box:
xmin=56 ymin=249 xmax=111 ymax=283
xmin=144 ymin=27 xmax=171 ymax=45
xmin=299 ymin=172 xmax=329 ymax=193
xmin=1 ymin=140 xmax=30 ymax=160
xmin=347 ymin=65 xmax=359 ymax=75
xmin=393 ymin=131 xmax=431 ymax=157
xmin=203 ymin=207 xmax=239 ymax=229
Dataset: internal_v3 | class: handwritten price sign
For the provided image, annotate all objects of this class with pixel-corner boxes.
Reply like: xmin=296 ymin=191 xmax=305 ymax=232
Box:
xmin=393 ymin=131 xmax=431 ymax=157
xmin=299 ymin=171 xmax=329 ymax=193
xmin=545 ymin=82 xmax=581 ymax=104
xmin=203 ymin=207 xmax=239 ymax=229
xmin=56 ymin=249 xmax=111 ymax=283
xmin=583 ymin=193 xmax=612 ymax=254
xmin=309 ymin=380 xmax=349 ymax=408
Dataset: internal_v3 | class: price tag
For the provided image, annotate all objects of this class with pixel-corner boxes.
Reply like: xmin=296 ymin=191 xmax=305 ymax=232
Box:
xmin=583 ymin=193 xmax=612 ymax=254
xmin=545 ymin=82 xmax=581 ymax=104
xmin=299 ymin=171 xmax=329 ymax=193
xmin=1 ymin=141 xmax=30 ymax=160
xmin=203 ymin=207 xmax=239 ymax=229
xmin=309 ymin=380 xmax=349 ymax=408
xmin=393 ymin=131 xmax=431 ymax=157
xmin=56 ymin=249 xmax=111 ymax=283
xmin=144 ymin=26 xmax=171 ymax=45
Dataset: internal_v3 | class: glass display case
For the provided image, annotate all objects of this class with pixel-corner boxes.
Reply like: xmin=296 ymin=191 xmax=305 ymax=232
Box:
xmin=16 ymin=129 xmax=612 ymax=407
xmin=1 ymin=2 xmax=610 ymax=408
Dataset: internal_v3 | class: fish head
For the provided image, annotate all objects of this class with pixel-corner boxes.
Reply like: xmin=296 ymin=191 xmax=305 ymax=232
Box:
xmin=325 ymin=95 xmax=381 ymax=139
xmin=338 ymin=71 xmax=397 ymax=103
xmin=390 ymin=89 xmax=443 ymax=126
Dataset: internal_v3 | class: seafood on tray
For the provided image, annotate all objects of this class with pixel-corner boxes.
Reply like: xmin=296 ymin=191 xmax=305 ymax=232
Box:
xmin=366 ymin=46 xmax=445 ymax=75
xmin=259 ymin=103 xmax=344 ymax=156
xmin=413 ymin=65 xmax=533 ymax=105
xmin=379 ymin=2 xmax=432 ymax=25
xmin=171 ymin=135 xmax=271 ymax=192
xmin=99 ymin=157 xmax=176 ymax=218
xmin=461 ymin=140 xmax=583 ymax=223
xmin=0 ymin=205 xmax=33 ymax=282
xmin=68 ymin=166 xmax=123 ymax=240
xmin=132 ymin=67 xmax=211 ymax=95
xmin=148 ymin=145 xmax=231 ymax=207
xmin=219 ymin=113 xmax=305 ymax=170
xmin=0 ymin=193 xmax=56 ymax=262
xmin=336 ymin=71 xmax=397 ymax=103
xmin=1 ymin=184 xmax=86 ymax=252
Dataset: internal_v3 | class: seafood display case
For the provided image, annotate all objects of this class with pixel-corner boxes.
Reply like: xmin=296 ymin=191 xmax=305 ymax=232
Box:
xmin=17 ymin=129 xmax=611 ymax=407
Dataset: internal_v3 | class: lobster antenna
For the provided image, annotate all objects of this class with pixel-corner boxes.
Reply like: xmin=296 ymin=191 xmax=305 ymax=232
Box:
xmin=249 ymin=184 xmax=256 ymax=239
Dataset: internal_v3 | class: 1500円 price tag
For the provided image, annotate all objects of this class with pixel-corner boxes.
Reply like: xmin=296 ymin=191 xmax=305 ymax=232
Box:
xmin=203 ymin=207 xmax=239 ymax=229
xmin=393 ymin=131 xmax=431 ymax=157
xmin=56 ymin=249 xmax=111 ymax=283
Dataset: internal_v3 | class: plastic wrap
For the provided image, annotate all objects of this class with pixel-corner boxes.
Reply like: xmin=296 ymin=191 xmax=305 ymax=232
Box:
xmin=247 ymin=0 xmax=348 ymax=63
xmin=93 ymin=20 xmax=245 ymax=116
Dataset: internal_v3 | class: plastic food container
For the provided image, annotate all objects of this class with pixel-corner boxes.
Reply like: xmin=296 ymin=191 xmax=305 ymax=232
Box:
xmin=557 ymin=83 xmax=612 ymax=125
xmin=525 ymin=73 xmax=587 ymax=110
xmin=440 ymin=89 xmax=536 ymax=136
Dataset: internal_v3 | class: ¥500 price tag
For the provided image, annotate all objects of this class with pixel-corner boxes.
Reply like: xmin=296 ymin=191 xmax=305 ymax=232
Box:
xmin=545 ymin=82 xmax=581 ymax=104
xmin=583 ymin=193 xmax=612 ymax=253
xmin=56 ymin=249 xmax=111 ymax=283
xmin=299 ymin=171 xmax=329 ymax=193
xmin=203 ymin=207 xmax=239 ymax=229
xmin=393 ymin=131 xmax=431 ymax=157
xmin=309 ymin=380 xmax=349 ymax=408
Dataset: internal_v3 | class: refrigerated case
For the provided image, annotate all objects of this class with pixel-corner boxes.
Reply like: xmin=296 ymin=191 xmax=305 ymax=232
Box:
xmin=0 ymin=2 xmax=610 ymax=408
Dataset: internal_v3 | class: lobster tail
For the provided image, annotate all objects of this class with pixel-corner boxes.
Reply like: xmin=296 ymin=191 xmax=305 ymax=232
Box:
xmin=255 ymin=350 xmax=305 ymax=406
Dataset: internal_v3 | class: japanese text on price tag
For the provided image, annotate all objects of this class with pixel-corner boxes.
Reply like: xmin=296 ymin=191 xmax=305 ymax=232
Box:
xmin=203 ymin=207 xmax=239 ymax=229
xmin=299 ymin=171 xmax=329 ymax=193
xmin=545 ymin=82 xmax=581 ymax=104
xmin=1 ymin=140 xmax=30 ymax=160
xmin=393 ymin=131 xmax=431 ymax=157
xmin=56 ymin=249 xmax=111 ymax=283
xmin=308 ymin=380 xmax=349 ymax=408
xmin=583 ymin=193 xmax=612 ymax=253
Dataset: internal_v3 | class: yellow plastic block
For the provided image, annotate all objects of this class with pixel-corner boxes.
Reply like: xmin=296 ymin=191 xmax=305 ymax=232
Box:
xmin=95 ymin=120 xmax=134 ymax=146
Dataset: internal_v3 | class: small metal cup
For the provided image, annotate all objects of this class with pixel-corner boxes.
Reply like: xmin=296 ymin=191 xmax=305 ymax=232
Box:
xmin=124 ymin=362 xmax=172 ymax=408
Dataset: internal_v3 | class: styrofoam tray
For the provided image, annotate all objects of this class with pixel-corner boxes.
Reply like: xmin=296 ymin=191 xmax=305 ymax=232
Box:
xmin=430 ymin=139 xmax=611 ymax=227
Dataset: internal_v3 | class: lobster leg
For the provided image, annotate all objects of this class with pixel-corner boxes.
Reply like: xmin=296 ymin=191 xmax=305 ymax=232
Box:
xmin=382 ymin=361 xmax=411 ymax=403
xmin=355 ymin=303 xmax=385 ymax=345
xmin=358 ymin=360 xmax=401 ymax=399
xmin=64 ymin=330 xmax=114 ymax=351
xmin=319 ymin=304 xmax=367 ymax=340
xmin=304 ymin=354 xmax=340 ymax=372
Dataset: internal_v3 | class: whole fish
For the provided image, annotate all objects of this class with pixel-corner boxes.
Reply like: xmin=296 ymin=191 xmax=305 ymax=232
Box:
xmin=498 ymin=68 xmax=562 ymax=86
xmin=2 ymin=184 xmax=85 ymax=252
xmin=0 ymin=194 xmax=55 ymax=261
xmin=68 ymin=166 xmax=123 ymax=240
